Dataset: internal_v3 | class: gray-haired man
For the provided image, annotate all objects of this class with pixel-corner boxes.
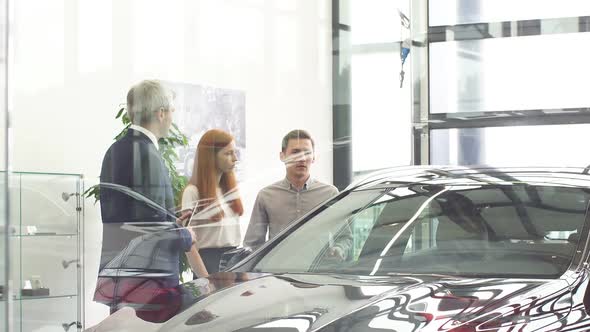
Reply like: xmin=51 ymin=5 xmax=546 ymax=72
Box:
xmin=96 ymin=80 xmax=196 ymax=318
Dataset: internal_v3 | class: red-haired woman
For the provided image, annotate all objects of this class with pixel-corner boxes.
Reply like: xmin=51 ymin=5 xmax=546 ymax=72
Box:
xmin=182 ymin=129 xmax=244 ymax=276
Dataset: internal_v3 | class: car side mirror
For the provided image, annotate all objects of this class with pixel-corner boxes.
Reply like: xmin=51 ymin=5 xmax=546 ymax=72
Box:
xmin=219 ymin=247 xmax=253 ymax=271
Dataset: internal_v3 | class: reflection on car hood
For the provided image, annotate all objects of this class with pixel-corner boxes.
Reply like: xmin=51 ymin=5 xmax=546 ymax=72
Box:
xmin=158 ymin=272 xmax=572 ymax=332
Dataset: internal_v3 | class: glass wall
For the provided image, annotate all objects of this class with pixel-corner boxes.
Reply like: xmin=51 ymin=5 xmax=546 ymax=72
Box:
xmin=10 ymin=0 xmax=335 ymax=328
xmin=0 ymin=0 xmax=8 ymax=329
xmin=4 ymin=0 xmax=590 ymax=329
xmin=9 ymin=172 xmax=83 ymax=331
xmin=425 ymin=0 xmax=590 ymax=166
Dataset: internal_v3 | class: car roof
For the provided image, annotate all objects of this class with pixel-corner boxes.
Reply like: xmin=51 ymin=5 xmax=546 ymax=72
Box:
xmin=348 ymin=166 xmax=590 ymax=191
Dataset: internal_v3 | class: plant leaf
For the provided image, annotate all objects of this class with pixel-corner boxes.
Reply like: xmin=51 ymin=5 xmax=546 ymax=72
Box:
xmin=115 ymin=107 xmax=126 ymax=119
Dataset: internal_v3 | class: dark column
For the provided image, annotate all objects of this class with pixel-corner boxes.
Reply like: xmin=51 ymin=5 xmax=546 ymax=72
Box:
xmin=332 ymin=0 xmax=352 ymax=190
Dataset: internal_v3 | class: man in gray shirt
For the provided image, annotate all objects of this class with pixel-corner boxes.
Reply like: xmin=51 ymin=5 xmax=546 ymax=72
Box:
xmin=244 ymin=129 xmax=341 ymax=252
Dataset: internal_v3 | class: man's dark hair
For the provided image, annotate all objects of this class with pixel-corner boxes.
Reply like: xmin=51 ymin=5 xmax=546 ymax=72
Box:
xmin=281 ymin=129 xmax=315 ymax=152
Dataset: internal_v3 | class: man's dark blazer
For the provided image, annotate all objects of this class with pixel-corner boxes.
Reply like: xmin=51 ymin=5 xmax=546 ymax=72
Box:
xmin=100 ymin=128 xmax=175 ymax=224
xmin=95 ymin=128 xmax=192 ymax=313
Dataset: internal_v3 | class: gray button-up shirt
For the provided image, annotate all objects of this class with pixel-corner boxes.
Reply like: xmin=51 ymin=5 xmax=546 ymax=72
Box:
xmin=243 ymin=177 xmax=339 ymax=249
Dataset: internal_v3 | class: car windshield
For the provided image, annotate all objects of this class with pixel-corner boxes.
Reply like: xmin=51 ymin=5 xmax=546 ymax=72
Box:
xmin=253 ymin=183 xmax=590 ymax=279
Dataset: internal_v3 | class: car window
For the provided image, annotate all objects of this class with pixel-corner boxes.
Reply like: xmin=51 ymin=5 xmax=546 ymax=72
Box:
xmin=253 ymin=190 xmax=382 ymax=273
xmin=253 ymin=184 xmax=590 ymax=279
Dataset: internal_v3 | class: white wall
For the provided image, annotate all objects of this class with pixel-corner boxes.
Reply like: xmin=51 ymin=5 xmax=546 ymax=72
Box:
xmin=9 ymin=0 xmax=333 ymax=328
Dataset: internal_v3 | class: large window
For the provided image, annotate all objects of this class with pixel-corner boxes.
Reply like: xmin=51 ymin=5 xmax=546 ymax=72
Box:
xmin=430 ymin=124 xmax=590 ymax=166
xmin=430 ymin=0 xmax=590 ymax=26
xmin=424 ymin=1 xmax=590 ymax=167
xmin=334 ymin=0 xmax=412 ymax=177
xmin=351 ymin=52 xmax=411 ymax=171
xmin=333 ymin=0 xmax=590 ymax=177
xmin=430 ymin=32 xmax=590 ymax=114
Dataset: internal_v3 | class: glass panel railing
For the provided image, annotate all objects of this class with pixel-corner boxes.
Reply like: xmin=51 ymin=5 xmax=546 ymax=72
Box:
xmin=14 ymin=295 xmax=79 ymax=332
xmin=18 ymin=173 xmax=81 ymax=236
xmin=12 ymin=236 xmax=79 ymax=300
xmin=3 ymin=172 xmax=83 ymax=332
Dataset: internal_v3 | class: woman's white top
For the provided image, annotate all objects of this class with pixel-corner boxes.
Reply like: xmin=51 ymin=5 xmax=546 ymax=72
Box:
xmin=181 ymin=184 xmax=241 ymax=249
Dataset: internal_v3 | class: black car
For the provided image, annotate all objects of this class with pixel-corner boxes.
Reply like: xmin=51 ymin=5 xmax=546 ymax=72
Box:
xmin=89 ymin=166 xmax=590 ymax=332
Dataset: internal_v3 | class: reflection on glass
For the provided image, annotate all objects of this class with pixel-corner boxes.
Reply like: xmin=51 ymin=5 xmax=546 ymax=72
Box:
xmin=430 ymin=124 xmax=590 ymax=166
xmin=430 ymin=0 xmax=590 ymax=26
xmin=430 ymin=32 xmax=590 ymax=113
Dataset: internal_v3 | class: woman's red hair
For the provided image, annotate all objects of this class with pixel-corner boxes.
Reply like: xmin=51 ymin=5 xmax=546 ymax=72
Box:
xmin=188 ymin=129 xmax=243 ymax=220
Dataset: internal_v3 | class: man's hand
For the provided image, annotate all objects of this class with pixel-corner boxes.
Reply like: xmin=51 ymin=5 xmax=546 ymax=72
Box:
xmin=187 ymin=227 xmax=198 ymax=248
xmin=177 ymin=210 xmax=192 ymax=227
xmin=327 ymin=246 xmax=345 ymax=261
